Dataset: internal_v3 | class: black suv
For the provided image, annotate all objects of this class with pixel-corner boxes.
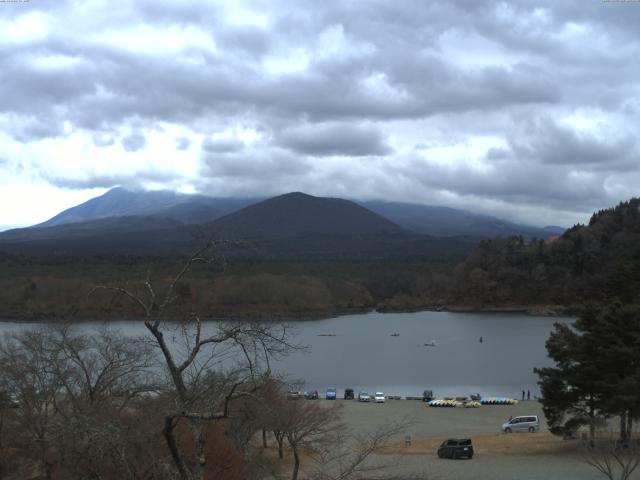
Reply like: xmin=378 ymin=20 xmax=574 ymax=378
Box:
xmin=437 ymin=438 xmax=474 ymax=459
xmin=344 ymin=388 xmax=355 ymax=400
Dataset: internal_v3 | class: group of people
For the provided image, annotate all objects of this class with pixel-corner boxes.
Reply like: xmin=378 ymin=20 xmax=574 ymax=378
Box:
xmin=521 ymin=389 xmax=531 ymax=401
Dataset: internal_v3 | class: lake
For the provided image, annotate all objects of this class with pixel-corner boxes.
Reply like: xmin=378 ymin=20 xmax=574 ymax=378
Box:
xmin=0 ymin=310 xmax=571 ymax=399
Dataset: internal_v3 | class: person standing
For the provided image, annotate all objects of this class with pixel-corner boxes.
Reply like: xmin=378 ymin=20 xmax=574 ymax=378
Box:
xmin=527 ymin=389 xmax=530 ymax=401
xmin=522 ymin=390 xmax=525 ymax=401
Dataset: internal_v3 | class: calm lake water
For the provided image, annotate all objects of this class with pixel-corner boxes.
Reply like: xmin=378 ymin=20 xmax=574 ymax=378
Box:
xmin=0 ymin=311 xmax=572 ymax=399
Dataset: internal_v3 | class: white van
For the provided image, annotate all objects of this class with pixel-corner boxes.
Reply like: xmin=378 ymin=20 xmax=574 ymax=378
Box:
xmin=501 ymin=415 xmax=540 ymax=433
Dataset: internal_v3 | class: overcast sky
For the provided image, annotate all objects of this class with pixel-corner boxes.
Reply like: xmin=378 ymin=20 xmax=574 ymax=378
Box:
xmin=1 ymin=0 xmax=640 ymax=230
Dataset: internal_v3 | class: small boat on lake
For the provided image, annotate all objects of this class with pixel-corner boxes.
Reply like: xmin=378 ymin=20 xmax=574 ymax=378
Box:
xmin=317 ymin=333 xmax=336 ymax=337
xmin=424 ymin=340 xmax=437 ymax=347
xmin=390 ymin=332 xmax=400 ymax=337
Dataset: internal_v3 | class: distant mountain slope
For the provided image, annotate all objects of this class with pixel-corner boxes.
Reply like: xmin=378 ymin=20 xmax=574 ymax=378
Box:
xmin=206 ymin=192 xmax=407 ymax=239
xmin=151 ymin=203 xmax=224 ymax=224
xmin=38 ymin=187 xmax=258 ymax=227
xmin=361 ymin=201 xmax=564 ymax=239
xmin=0 ymin=216 xmax=184 ymax=242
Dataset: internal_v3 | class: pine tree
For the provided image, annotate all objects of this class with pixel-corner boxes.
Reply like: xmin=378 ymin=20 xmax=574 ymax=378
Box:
xmin=536 ymin=301 xmax=640 ymax=445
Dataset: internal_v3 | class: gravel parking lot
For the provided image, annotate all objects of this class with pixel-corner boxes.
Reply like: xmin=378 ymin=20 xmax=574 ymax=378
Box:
xmin=317 ymin=399 xmax=618 ymax=480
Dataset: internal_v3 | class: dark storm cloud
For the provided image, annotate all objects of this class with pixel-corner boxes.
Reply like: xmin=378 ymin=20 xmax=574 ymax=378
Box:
xmin=276 ymin=123 xmax=391 ymax=157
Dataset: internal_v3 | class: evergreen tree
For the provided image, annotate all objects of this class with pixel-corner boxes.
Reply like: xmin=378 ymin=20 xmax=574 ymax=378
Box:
xmin=535 ymin=301 xmax=640 ymax=445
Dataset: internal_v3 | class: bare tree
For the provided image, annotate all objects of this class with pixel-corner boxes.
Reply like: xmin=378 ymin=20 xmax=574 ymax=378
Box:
xmin=0 ymin=326 xmax=166 ymax=480
xmin=309 ymin=419 xmax=415 ymax=480
xmin=0 ymin=329 xmax=64 ymax=479
xmin=45 ymin=326 xmax=163 ymax=480
xmin=584 ymin=436 xmax=640 ymax=480
xmin=284 ymin=400 xmax=340 ymax=480
xmin=44 ymin=325 xmax=158 ymax=415
xmin=92 ymin=241 xmax=298 ymax=480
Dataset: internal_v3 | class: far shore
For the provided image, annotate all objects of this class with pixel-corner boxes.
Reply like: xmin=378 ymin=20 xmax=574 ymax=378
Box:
xmin=0 ymin=303 xmax=575 ymax=323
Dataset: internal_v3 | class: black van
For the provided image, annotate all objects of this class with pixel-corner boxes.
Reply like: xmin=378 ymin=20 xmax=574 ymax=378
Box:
xmin=437 ymin=438 xmax=474 ymax=459
xmin=344 ymin=388 xmax=355 ymax=400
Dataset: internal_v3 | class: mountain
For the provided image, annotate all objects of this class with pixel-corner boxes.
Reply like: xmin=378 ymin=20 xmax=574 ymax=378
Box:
xmin=360 ymin=201 xmax=564 ymax=239
xmin=206 ymin=192 xmax=406 ymax=239
xmin=0 ymin=192 xmax=475 ymax=260
xmin=196 ymin=192 xmax=473 ymax=259
xmin=0 ymin=188 xmax=565 ymax=259
xmin=29 ymin=187 xmax=564 ymax=240
xmin=38 ymin=187 xmax=258 ymax=227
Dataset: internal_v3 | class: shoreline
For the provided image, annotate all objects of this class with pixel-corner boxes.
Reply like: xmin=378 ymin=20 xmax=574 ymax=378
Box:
xmin=0 ymin=304 xmax=575 ymax=323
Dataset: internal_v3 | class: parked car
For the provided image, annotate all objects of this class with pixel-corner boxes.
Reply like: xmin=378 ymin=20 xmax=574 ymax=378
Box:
xmin=437 ymin=438 xmax=474 ymax=459
xmin=287 ymin=390 xmax=303 ymax=400
xmin=501 ymin=415 xmax=540 ymax=433
xmin=358 ymin=391 xmax=370 ymax=402
xmin=344 ymin=388 xmax=355 ymax=400
xmin=326 ymin=387 xmax=337 ymax=400
xmin=374 ymin=392 xmax=385 ymax=403
xmin=304 ymin=390 xmax=319 ymax=400
xmin=422 ymin=390 xmax=434 ymax=402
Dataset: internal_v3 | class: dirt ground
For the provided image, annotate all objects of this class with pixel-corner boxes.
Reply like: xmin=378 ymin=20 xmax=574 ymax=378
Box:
xmin=303 ymin=398 xmax=634 ymax=480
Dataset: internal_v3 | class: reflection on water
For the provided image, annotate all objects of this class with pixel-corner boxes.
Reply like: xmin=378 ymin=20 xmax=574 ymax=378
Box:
xmin=0 ymin=310 xmax=572 ymax=398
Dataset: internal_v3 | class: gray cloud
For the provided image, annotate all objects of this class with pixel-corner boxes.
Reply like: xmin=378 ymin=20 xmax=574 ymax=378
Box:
xmin=401 ymin=117 xmax=633 ymax=214
xmin=200 ymin=147 xmax=311 ymax=179
xmin=45 ymin=170 xmax=175 ymax=190
xmin=276 ymin=123 xmax=391 ymax=157
xmin=202 ymin=137 xmax=245 ymax=153
xmin=8 ymin=114 xmax=66 ymax=142
xmin=92 ymin=133 xmax=115 ymax=147
xmin=506 ymin=119 xmax=637 ymax=170
xmin=175 ymin=136 xmax=191 ymax=150
xmin=3 ymin=0 xmax=640 ymax=226
xmin=121 ymin=132 xmax=146 ymax=152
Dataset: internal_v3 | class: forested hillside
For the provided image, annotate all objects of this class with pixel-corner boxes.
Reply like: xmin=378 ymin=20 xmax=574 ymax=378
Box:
xmin=1 ymin=199 xmax=638 ymax=321
xmin=450 ymin=198 xmax=640 ymax=309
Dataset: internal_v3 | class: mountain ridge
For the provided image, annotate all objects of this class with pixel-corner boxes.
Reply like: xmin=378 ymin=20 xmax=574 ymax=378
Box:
xmin=26 ymin=187 xmax=564 ymax=240
xmin=0 ymin=191 xmax=473 ymax=259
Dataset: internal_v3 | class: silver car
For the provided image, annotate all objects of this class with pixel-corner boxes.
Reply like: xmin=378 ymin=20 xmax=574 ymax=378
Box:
xmin=501 ymin=415 xmax=540 ymax=433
